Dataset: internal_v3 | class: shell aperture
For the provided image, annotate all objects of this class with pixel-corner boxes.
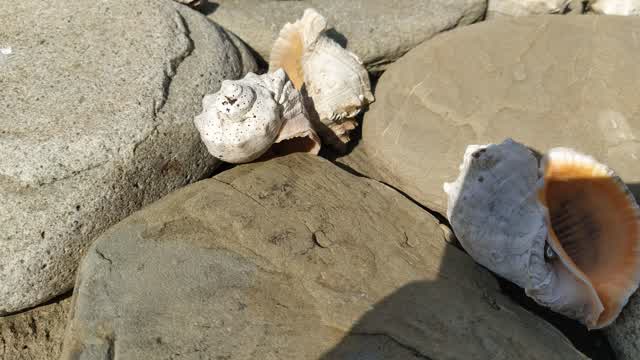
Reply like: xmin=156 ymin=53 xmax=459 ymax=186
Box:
xmin=444 ymin=139 xmax=640 ymax=329
xmin=539 ymin=148 xmax=640 ymax=328
xmin=269 ymin=8 xmax=374 ymax=149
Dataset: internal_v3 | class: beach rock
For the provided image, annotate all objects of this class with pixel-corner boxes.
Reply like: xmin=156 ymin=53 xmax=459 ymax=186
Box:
xmin=608 ymin=293 xmax=640 ymax=360
xmin=61 ymin=154 xmax=586 ymax=360
xmin=0 ymin=0 xmax=256 ymax=314
xmin=0 ymin=296 xmax=71 ymax=360
xmin=340 ymin=15 xmax=640 ymax=215
xmin=206 ymin=0 xmax=486 ymax=72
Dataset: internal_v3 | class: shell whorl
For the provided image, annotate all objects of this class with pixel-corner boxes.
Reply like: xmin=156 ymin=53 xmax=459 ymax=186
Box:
xmin=194 ymin=70 xmax=320 ymax=164
xmin=194 ymin=73 xmax=283 ymax=164
xmin=215 ymin=81 xmax=257 ymax=122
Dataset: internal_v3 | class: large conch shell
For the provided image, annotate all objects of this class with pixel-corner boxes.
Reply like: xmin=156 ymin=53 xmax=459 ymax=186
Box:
xmin=194 ymin=69 xmax=321 ymax=164
xmin=588 ymin=0 xmax=640 ymax=15
xmin=269 ymin=8 xmax=374 ymax=148
xmin=443 ymin=138 xmax=640 ymax=329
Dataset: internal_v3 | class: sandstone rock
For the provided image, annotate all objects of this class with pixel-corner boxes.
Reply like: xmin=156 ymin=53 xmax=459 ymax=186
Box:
xmin=61 ymin=154 xmax=586 ymax=359
xmin=0 ymin=296 xmax=71 ymax=360
xmin=0 ymin=0 xmax=256 ymax=314
xmin=206 ymin=0 xmax=486 ymax=72
xmin=340 ymin=16 xmax=640 ymax=216
xmin=486 ymin=0 xmax=572 ymax=17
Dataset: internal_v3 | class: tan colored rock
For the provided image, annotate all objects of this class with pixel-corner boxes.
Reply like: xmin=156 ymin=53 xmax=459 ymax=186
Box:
xmin=61 ymin=154 xmax=586 ymax=360
xmin=341 ymin=15 xmax=640 ymax=215
xmin=0 ymin=296 xmax=71 ymax=360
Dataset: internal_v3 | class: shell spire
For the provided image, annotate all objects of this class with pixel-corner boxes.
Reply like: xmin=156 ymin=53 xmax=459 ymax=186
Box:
xmin=194 ymin=69 xmax=320 ymax=164
xmin=269 ymin=8 xmax=374 ymax=149
xmin=444 ymin=139 xmax=640 ymax=329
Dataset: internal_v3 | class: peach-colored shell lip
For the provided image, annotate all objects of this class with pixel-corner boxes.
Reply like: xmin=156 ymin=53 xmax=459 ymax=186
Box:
xmin=537 ymin=148 xmax=640 ymax=329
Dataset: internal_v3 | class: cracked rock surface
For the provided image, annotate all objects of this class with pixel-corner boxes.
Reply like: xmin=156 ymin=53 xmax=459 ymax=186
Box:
xmin=0 ymin=0 xmax=257 ymax=314
xmin=340 ymin=15 xmax=640 ymax=215
xmin=61 ymin=154 xmax=586 ymax=359
xmin=205 ymin=0 xmax=487 ymax=72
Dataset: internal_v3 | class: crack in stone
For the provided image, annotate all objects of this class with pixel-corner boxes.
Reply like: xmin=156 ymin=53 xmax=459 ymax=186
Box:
xmin=212 ymin=178 xmax=268 ymax=211
xmin=95 ymin=248 xmax=113 ymax=266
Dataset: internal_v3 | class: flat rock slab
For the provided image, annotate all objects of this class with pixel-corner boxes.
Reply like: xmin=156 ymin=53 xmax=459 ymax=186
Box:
xmin=61 ymin=154 xmax=585 ymax=359
xmin=338 ymin=15 xmax=640 ymax=359
xmin=341 ymin=15 xmax=640 ymax=214
xmin=205 ymin=0 xmax=486 ymax=72
xmin=0 ymin=0 xmax=256 ymax=314
xmin=0 ymin=296 xmax=71 ymax=360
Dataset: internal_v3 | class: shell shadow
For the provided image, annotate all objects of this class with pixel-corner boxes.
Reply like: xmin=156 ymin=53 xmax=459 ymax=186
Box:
xmin=325 ymin=28 xmax=348 ymax=48
xmin=626 ymin=182 xmax=640 ymax=204
xmin=193 ymin=1 xmax=219 ymax=15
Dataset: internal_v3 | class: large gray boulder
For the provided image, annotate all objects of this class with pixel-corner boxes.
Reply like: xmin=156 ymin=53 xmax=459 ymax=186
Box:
xmin=0 ymin=296 xmax=71 ymax=360
xmin=341 ymin=15 xmax=640 ymax=214
xmin=206 ymin=0 xmax=487 ymax=72
xmin=61 ymin=154 xmax=586 ymax=359
xmin=0 ymin=0 xmax=256 ymax=314
xmin=337 ymin=15 xmax=640 ymax=359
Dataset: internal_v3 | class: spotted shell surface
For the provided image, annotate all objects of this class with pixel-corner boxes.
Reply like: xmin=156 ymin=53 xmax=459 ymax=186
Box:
xmin=194 ymin=69 xmax=320 ymax=164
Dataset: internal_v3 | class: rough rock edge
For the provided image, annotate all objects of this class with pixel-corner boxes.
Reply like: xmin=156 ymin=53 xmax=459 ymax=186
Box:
xmin=0 ymin=4 xmax=254 ymax=315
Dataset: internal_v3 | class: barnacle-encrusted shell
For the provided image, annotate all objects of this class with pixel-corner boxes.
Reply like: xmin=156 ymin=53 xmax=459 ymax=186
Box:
xmin=444 ymin=138 xmax=640 ymax=329
xmin=194 ymin=69 xmax=320 ymax=164
xmin=269 ymin=8 xmax=374 ymax=147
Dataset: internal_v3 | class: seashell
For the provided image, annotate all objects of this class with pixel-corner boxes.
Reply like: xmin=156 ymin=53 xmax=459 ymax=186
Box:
xmin=194 ymin=69 xmax=320 ymax=164
xmin=588 ymin=0 xmax=640 ymax=15
xmin=443 ymin=138 xmax=640 ymax=329
xmin=269 ymin=8 xmax=374 ymax=148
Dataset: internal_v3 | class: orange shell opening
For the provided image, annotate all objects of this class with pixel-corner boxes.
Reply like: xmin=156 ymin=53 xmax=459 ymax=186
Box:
xmin=269 ymin=22 xmax=306 ymax=90
xmin=538 ymin=153 xmax=640 ymax=328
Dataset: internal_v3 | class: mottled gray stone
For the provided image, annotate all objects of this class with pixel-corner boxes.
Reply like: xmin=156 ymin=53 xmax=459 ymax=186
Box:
xmin=0 ymin=0 xmax=256 ymax=314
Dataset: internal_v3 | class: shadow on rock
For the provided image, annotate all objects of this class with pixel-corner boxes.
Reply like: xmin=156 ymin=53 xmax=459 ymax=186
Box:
xmin=320 ymin=240 xmax=604 ymax=359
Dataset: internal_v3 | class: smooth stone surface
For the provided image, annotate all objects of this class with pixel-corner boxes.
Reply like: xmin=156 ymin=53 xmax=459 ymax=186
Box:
xmin=340 ymin=15 xmax=640 ymax=215
xmin=61 ymin=154 xmax=586 ymax=360
xmin=205 ymin=0 xmax=487 ymax=72
xmin=0 ymin=0 xmax=256 ymax=314
xmin=0 ymin=296 xmax=71 ymax=360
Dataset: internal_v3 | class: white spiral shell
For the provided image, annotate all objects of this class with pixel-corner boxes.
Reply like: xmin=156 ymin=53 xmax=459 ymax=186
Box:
xmin=194 ymin=69 xmax=320 ymax=164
